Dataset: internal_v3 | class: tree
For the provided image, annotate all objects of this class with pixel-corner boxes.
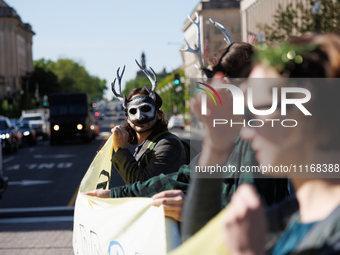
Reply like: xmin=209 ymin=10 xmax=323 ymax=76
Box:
xmin=33 ymin=58 xmax=107 ymax=100
xmin=258 ymin=0 xmax=340 ymax=44
xmin=156 ymin=70 xmax=186 ymax=118
xmin=122 ymin=76 xmax=151 ymax=97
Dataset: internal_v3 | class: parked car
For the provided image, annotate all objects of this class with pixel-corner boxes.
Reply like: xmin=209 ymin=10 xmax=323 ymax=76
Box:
xmin=0 ymin=116 xmax=20 ymax=153
xmin=18 ymin=121 xmax=37 ymax=146
xmin=168 ymin=116 xmax=185 ymax=130
xmin=10 ymin=119 xmax=23 ymax=148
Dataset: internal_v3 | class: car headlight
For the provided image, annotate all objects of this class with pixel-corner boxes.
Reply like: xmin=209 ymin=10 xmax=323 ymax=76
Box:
xmin=23 ymin=131 xmax=30 ymax=136
xmin=90 ymin=125 xmax=95 ymax=130
xmin=53 ymin=125 xmax=60 ymax=131
xmin=1 ymin=134 xmax=5 ymax=139
xmin=77 ymin=124 xmax=83 ymax=130
xmin=5 ymin=133 xmax=10 ymax=139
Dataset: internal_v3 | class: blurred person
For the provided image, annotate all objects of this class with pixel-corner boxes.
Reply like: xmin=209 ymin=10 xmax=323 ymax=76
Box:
xmin=183 ymin=33 xmax=340 ymax=254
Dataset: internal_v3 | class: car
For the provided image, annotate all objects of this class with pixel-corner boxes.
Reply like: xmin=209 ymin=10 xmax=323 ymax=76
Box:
xmin=20 ymin=112 xmax=49 ymax=140
xmin=90 ymin=117 xmax=100 ymax=139
xmin=93 ymin=110 xmax=105 ymax=120
xmin=168 ymin=116 xmax=185 ymax=130
xmin=18 ymin=121 xmax=37 ymax=146
xmin=10 ymin=119 xmax=23 ymax=149
xmin=0 ymin=116 xmax=20 ymax=153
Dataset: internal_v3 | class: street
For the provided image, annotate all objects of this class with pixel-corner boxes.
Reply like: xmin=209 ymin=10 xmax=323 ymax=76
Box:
xmin=0 ymin=116 xmax=203 ymax=255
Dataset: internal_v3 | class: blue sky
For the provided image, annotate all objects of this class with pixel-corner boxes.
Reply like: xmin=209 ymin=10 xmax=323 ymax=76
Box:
xmin=8 ymin=0 xmax=200 ymax=99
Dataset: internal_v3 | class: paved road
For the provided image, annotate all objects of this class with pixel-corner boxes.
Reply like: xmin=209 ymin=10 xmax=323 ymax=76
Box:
xmin=0 ymin=117 xmax=203 ymax=254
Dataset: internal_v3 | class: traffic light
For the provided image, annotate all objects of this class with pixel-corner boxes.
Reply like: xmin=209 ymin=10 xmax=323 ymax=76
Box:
xmin=174 ymin=73 xmax=180 ymax=85
xmin=43 ymin=95 xmax=48 ymax=108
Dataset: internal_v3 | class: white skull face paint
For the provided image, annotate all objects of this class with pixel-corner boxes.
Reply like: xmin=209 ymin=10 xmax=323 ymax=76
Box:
xmin=126 ymin=96 xmax=156 ymax=125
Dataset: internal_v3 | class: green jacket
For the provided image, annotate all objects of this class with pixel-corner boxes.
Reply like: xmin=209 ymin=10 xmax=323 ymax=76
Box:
xmin=111 ymin=130 xmax=187 ymax=185
xmin=111 ymin=137 xmax=289 ymax=207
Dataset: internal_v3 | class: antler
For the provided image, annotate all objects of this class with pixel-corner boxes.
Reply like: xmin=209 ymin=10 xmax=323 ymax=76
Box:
xmin=180 ymin=12 xmax=205 ymax=70
xmin=209 ymin=18 xmax=233 ymax=44
xmin=111 ymin=65 xmax=126 ymax=103
xmin=135 ymin=59 xmax=157 ymax=93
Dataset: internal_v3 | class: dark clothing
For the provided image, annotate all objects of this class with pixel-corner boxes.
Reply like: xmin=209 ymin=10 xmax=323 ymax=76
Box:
xmin=268 ymin=221 xmax=317 ymax=255
xmin=110 ymin=164 xmax=191 ymax=198
xmin=266 ymin=197 xmax=340 ymax=255
xmin=111 ymin=131 xmax=187 ymax=185
xmin=181 ymin=137 xmax=289 ymax=242
xmin=111 ymin=137 xmax=288 ymax=205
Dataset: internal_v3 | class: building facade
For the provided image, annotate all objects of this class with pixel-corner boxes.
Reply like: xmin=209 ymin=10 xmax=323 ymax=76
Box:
xmin=181 ymin=0 xmax=241 ymax=79
xmin=0 ymin=0 xmax=34 ymax=99
xmin=240 ymin=0 xmax=311 ymax=43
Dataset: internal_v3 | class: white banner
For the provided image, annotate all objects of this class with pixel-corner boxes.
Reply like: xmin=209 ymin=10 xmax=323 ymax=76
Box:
xmin=73 ymin=135 xmax=180 ymax=255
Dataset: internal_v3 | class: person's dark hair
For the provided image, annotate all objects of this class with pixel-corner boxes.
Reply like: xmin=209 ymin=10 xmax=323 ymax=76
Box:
xmin=290 ymin=34 xmax=340 ymax=150
xmin=202 ymin=42 xmax=254 ymax=78
xmin=124 ymin=87 xmax=168 ymax=145
xmin=265 ymin=34 xmax=340 ymax=150
xmin=285 ymin=34 xmax=340 ymax=78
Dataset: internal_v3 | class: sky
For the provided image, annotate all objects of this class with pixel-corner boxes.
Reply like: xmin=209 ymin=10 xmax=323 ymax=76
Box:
xmin=8 ymin=0 xmax=200 ymax=100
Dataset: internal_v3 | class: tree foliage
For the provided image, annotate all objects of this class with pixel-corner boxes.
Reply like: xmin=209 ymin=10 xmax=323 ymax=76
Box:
xmin=157 ymin=70 xmax=186 ymax=118
xmin=33 ymin=58 xmax=107 ymax=100
xmin=122 ymin=76 xmax=151 ymax=97
xmin=258 ymin=0 xmax=340 ymax=44
xmin=120 ymin=70 xmax=186 ymax=118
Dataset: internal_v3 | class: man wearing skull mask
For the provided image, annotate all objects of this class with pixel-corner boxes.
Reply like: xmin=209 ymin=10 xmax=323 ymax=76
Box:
xmin=110 ymin=62 xmax=187 ymax=185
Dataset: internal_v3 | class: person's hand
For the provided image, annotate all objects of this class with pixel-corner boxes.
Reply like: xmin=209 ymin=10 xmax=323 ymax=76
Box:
xmin=111 ymin=125 xmax=129 ymax=152
xmin=192 ymin=72 xmax=242 ymax=165
xmin=82 ymin=189 xmax=110 ymax=198
xmin=223 ymin=184 xmax=266 ymax=255
xmin=151 ymin=190 xmax=185 ymax=221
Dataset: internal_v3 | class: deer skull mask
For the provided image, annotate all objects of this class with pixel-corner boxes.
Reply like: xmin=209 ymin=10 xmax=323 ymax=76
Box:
xmin=125 ymin=95 xmax=156 ymax=125
xmin=111 ymin=60 xmax=158 ymax=126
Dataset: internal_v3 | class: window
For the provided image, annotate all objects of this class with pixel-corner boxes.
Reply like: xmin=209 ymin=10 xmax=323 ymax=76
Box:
xmin=231 ymin=24 xmax=241 ymax=34
xmin=0 ymin=120 xmax=8 ymax=130
xmin=22 ymin=116 xmax=42 ymax=121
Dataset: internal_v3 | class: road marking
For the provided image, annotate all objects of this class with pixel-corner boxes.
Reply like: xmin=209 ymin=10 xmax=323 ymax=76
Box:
xmin=6 ymin=164 xmax=20 ymax=171
xmin=3 ymin=156 xmax=14 ymax=163
xmin=7 ymin=163 xmax=73 ymax=170
xmin=37 ymin=163 xmax=54 ymax=169
xmin=8 ymin=180 xmax=53 ymax=186
xmin=34 ymin=154 xmax=76 ymax=158
xmin=99 ymin=131 xmax=111 ymax=137
xmin=57 ymin=162 xmax=73 ymax=168
xmin=0 ymin=216 xmax=73 ymax=224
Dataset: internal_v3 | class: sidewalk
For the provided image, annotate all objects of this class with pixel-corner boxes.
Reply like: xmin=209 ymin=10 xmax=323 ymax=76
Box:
xmin=0 ymin=221 xmax=73 ymax=255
